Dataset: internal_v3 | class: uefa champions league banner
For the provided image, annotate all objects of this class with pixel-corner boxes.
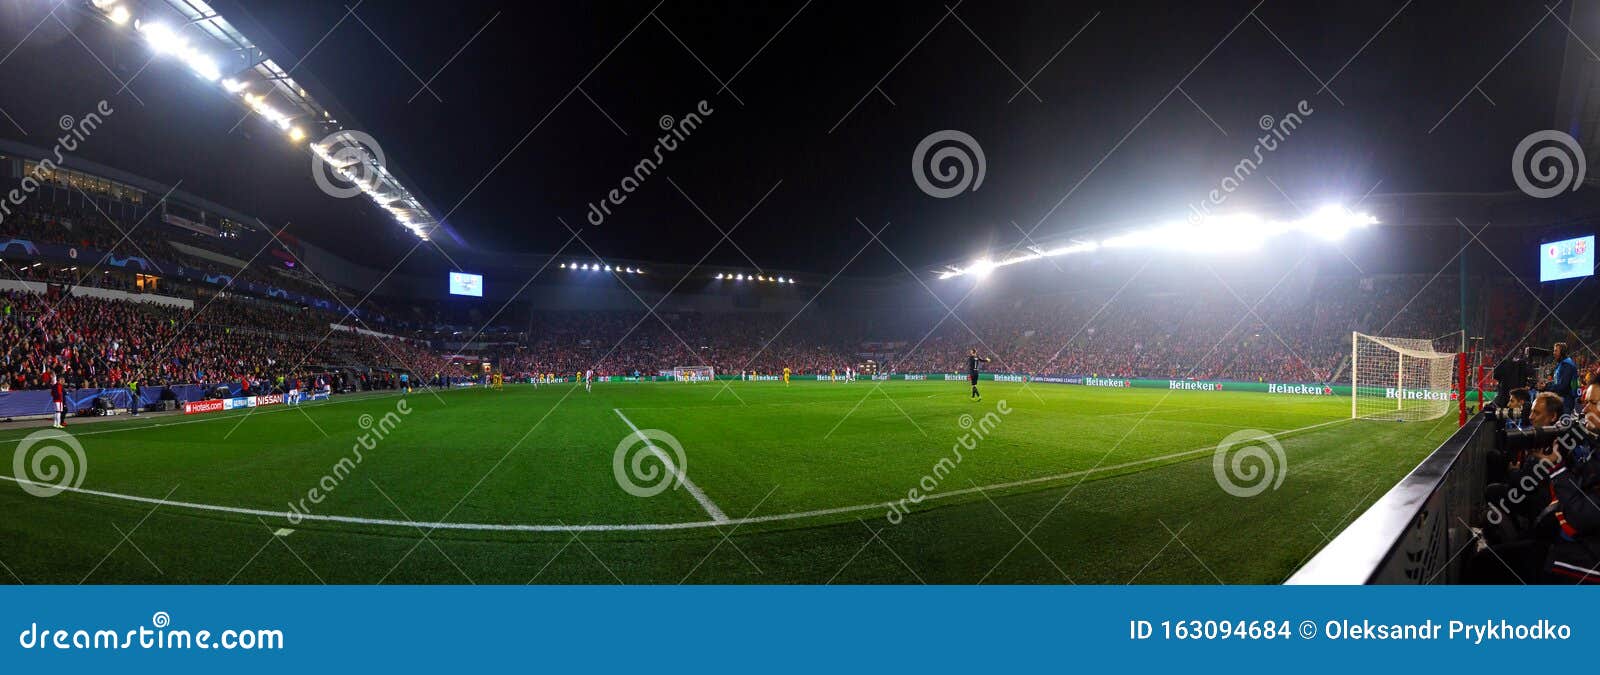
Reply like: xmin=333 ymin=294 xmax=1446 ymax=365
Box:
xmin=0 ymin=382 xmax=251 ymax=417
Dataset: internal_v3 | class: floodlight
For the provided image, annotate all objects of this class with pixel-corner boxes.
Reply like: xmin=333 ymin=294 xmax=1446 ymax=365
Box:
xmin=108 ymin=5 xmax=131 ymax=24
xmin=1296 ymin=205 xmax=1378 ymax=241
xmin=222 ymin=78 xmax=248 ymax=93
xmin=289 ymin=127 xmax=306 ymax=142
xmin=969 ymin=259 xmax=995 ymax=279
xmin=139 ymin=22 xmax=182 ymax=54
xmin=185 ymin=52 xmax=221 ymax=81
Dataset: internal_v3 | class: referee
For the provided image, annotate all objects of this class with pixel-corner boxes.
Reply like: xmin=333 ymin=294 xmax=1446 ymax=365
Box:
xmin=967 ymin=348 xmax=991 ymax=401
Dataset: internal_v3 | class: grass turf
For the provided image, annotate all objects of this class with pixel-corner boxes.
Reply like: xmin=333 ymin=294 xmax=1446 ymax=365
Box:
xmin=0 ymin=380 xmax=1457 ymax=584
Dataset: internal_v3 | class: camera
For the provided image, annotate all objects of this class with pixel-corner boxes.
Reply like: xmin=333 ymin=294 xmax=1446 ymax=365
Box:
xmin=1501 ymin=416 xmax=1594 ymax=455
xmin=1492 ymin=359 xmax=1538 ymax=406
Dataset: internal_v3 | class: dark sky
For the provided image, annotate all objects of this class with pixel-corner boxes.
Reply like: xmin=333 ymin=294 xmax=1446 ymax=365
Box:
xmin=0 ymin=0 xmax=1591 ymax=278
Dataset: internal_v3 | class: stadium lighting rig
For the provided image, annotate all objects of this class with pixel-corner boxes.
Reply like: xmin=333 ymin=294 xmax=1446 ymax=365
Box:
xmin=559 ymin=262 xmax=646 ymax=275
xmin=83 ymin=0 xmax=442 ymax=242
xmin=937 ymin=205 xmax=1378 ymax=280
xmin=714 ymin=272 xmax=796 ymax=284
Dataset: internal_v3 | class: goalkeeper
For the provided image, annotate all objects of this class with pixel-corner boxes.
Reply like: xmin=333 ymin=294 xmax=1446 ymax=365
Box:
xmin=966 ymin=348 xmax=991 ymax=401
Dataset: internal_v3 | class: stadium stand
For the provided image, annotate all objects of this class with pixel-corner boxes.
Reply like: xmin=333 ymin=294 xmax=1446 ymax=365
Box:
xmin=0 ymin=267 xmax=1542 ymax=393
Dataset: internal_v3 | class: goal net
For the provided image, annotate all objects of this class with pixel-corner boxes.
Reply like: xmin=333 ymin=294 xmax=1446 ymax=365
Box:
xmin=1351 ymin=332 xmax=1459 ymax=421
xmin=672 ymin=366 xmax=714 ymax=382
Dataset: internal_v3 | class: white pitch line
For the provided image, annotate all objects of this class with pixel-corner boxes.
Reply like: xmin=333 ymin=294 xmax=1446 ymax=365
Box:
xmin=613 ymin=408 xmax=729 ymax=523
xmin=0 ymin=418 xmax=1349 ymax=534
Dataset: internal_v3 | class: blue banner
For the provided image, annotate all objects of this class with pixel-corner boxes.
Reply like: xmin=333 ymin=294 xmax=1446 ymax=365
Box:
xmin=0 ymin=383 xmax=243 ymax=417
xmin=0 ymin=586 xmax=1590 ymax=672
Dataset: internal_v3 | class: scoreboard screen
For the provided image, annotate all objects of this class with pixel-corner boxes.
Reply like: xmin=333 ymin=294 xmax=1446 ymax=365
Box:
xmin=448 ymin=272 xmax=484 ymax=297
xmin=1540 ymin=235 xmax=1594 ymax=282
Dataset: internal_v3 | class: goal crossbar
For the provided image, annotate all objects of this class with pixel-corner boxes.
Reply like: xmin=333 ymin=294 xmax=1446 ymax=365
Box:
xmin=1351 ymin=331 xmax=1458 ymax=422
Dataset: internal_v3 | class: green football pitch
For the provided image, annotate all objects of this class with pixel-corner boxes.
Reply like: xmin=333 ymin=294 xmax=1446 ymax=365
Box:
xmin=0 ymin=380 xmax=1457 ymax=584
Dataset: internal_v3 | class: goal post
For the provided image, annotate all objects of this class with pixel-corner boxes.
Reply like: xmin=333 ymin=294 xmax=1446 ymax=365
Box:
xmin=672 ymin=366 xmax=715 ymax=382
xmin=1351 ymin=332 xmax=1459 ymax=422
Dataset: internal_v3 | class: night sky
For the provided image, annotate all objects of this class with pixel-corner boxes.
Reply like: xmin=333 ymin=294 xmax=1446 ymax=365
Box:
xmin=1 ymin=0 xmax=1595 ymax=278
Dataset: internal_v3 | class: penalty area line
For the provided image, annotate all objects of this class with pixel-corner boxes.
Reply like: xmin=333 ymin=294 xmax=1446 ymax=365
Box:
xmin=612 ymin=408 xmax=729 ymax=523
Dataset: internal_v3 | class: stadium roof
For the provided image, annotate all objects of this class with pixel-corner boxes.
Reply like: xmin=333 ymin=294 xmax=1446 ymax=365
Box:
xmin=9 ymin=1 xmax=1600 ymax=285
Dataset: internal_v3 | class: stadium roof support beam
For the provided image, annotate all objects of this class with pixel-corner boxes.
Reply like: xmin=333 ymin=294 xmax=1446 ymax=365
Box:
xmin=84 ymin=0 xmax=443 ymax=242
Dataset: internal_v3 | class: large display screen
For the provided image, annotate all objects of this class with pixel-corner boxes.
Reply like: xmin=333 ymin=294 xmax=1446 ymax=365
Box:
xmin=448 ymin=271 xmax=484 ymax=297
xmin=1540 ymin=235 xmax=1594 ymax=282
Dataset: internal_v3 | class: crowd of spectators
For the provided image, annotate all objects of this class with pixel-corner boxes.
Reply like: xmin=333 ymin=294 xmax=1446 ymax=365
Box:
xmin=0 ymin=268 xmax=1563 ymax=395
xmin=405 ymin=274 xmax=1522 ymax=384
xmin=0 ymin=288 xmax=450 ymax=394
xmin=0 ymin=193 xmax=1571 ymax=394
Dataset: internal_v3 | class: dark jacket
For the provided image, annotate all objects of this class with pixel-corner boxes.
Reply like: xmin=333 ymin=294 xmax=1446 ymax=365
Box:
xmin=1544 ymin=455 xmax=1600 ymax=583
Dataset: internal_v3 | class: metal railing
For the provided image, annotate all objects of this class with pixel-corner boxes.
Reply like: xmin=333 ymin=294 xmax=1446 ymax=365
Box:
xmin=1286 ymin=415 xmax=1490 ymax=584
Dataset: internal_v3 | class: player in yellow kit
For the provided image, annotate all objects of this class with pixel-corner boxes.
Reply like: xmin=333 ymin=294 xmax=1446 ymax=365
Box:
xmin=783 ymin=366 xmax=791 ymax=386
xmin=491 ymin=372 xmax=503 ymax=391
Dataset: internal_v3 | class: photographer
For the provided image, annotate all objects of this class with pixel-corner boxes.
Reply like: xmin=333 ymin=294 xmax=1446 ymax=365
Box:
xmin=1473 ymin=391 xmax=1577 ymax=581
xmin=1541 ymin=384 xmax=1600 ymax=582
xmin=1484 ymin=393 xmax=1564 ymax=533
xmin=1502 ymin=387 xmax=1532 ymax=430
xmin=1517 ymin=391 xmax=1567 ymax=477
xmin=1545 ymin=342 xmax=1578 ymax=416
xmin=1486 ymin=387 xmax=1534 ymax=483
